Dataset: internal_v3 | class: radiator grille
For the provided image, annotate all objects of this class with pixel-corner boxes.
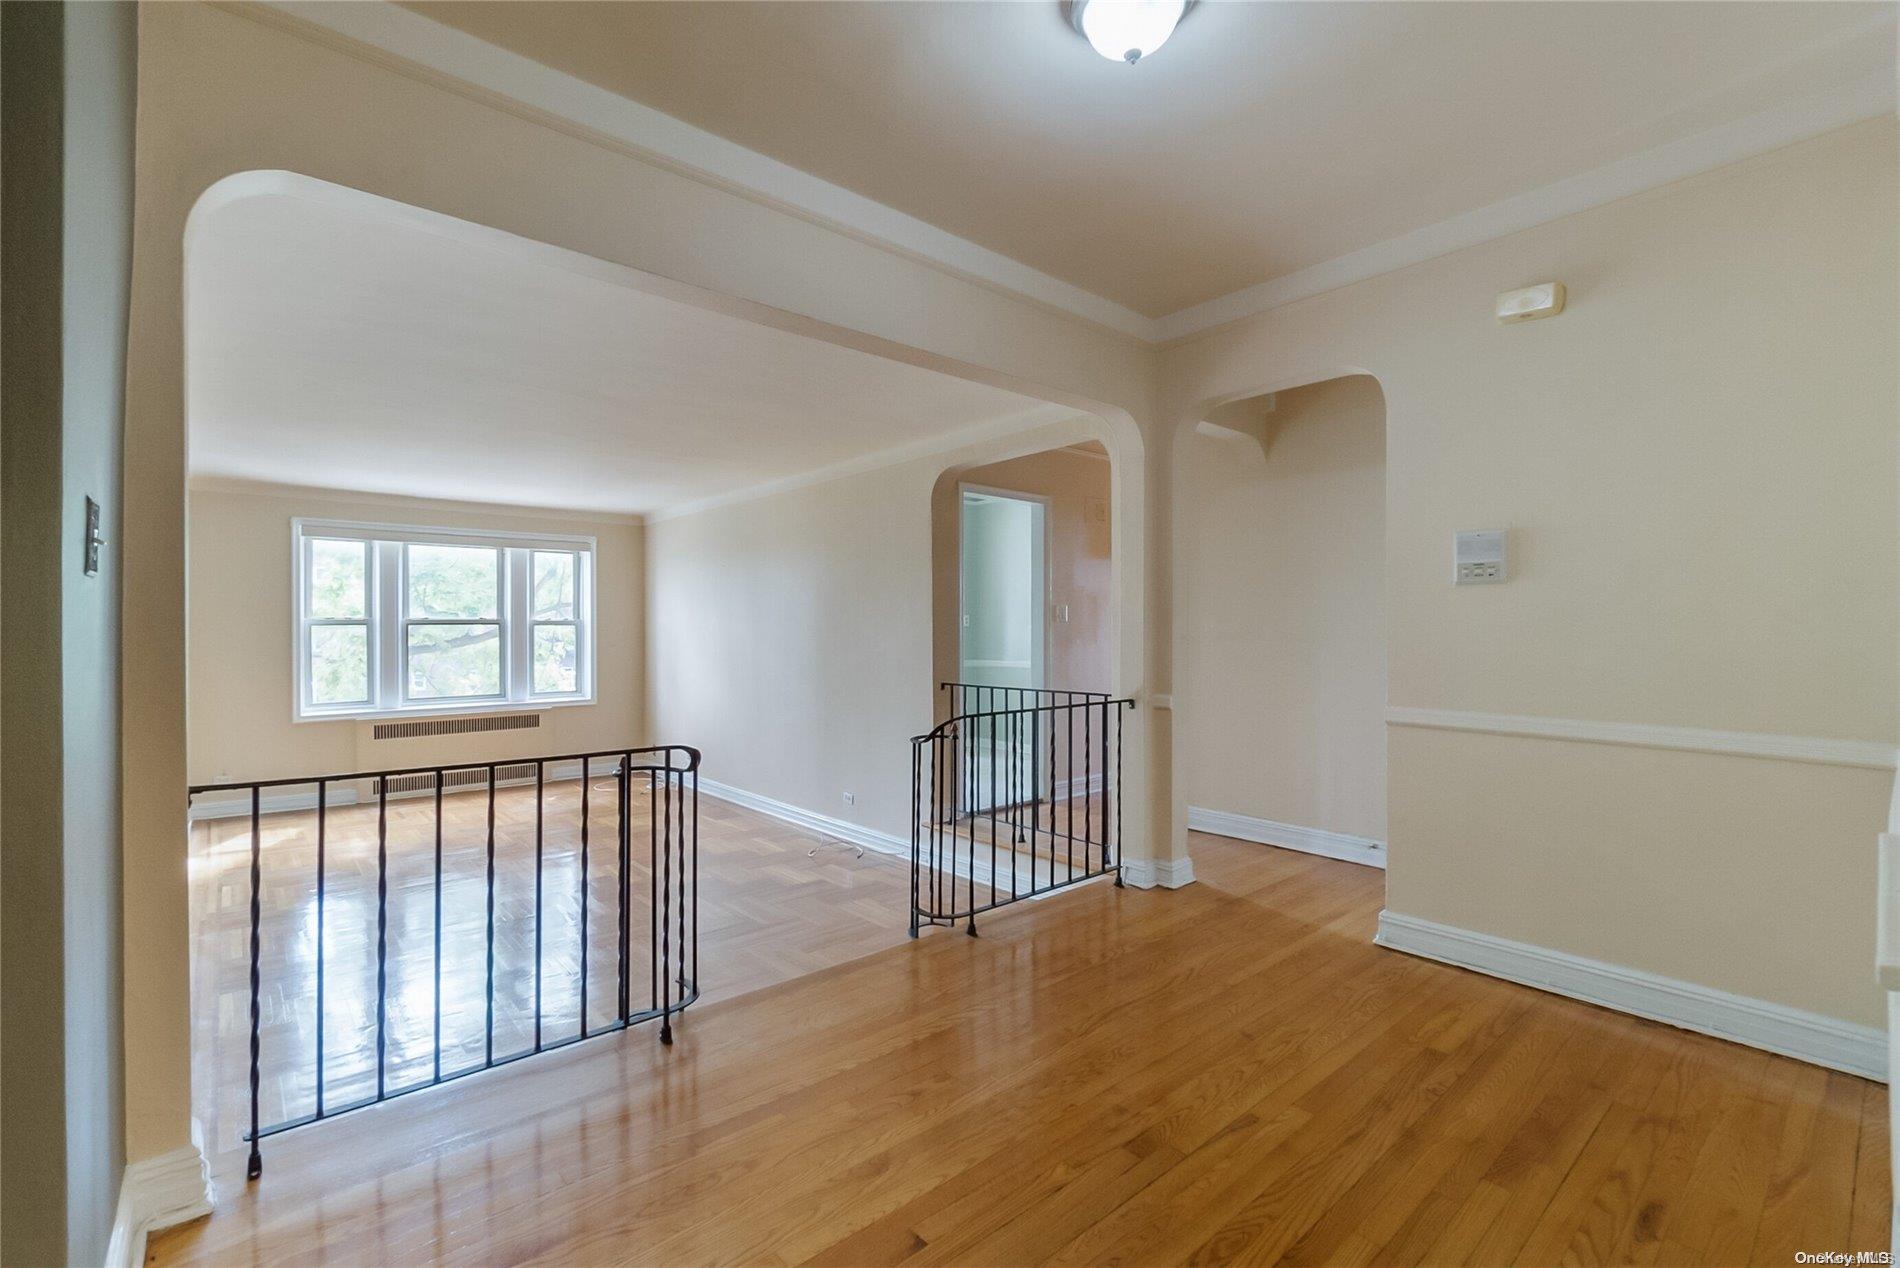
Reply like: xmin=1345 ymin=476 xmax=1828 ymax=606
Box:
xmin=372 ymin=713 xmax=539 ymax=741
xmin=372 ymin=762 xmax=539 ymax=796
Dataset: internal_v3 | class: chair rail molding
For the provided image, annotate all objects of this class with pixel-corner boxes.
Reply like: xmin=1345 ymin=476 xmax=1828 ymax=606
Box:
xmin=1386 ymin=706 xmax=1899 ymax=771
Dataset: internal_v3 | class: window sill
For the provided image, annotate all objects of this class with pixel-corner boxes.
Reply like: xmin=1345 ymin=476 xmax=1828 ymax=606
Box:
xmin=294 ymin=696 xmax=597 ymax=725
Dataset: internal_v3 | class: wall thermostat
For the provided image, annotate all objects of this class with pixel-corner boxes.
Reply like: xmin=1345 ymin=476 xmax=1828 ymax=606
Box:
xmin=1454 ymin=529 xmax=1507 ymax=584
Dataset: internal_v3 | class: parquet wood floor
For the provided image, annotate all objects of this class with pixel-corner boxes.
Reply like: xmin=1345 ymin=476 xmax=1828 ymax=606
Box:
xmin=162 ymin=826 xmax=1886 ymax=1266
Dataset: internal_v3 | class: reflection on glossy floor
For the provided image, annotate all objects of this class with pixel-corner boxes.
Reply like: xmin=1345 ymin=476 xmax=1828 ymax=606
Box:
xmin=188 ymin=780 xmax=915 ymax=1156
xmin=162 ymin=833 xmax=1885 ymax=1265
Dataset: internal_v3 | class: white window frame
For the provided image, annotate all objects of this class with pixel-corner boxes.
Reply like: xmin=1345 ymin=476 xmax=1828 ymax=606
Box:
xmin=292 ymin=518 xmax=597 ymax=722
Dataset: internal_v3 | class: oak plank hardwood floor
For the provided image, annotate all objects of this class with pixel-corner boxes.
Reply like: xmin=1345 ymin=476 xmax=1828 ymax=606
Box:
xmin=157 ymin=828 xmax=1885 ymax=1266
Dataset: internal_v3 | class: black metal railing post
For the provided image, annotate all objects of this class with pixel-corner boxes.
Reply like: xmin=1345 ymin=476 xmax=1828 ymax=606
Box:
xmin=246 ymin=785 xmax=262 ymax=1180
xmin=678 ymin=768 xmax=689 ymax=999
xmin=375 ymin=778 xmax=389 ymax=1102
xmin=909 ymin=739 xmax=921 ymax=939
xmin=315 ymin=779 xmax=328 ymax=1119
xmin=617 ymin=754 xmax=631 ymax=1025
xmin=1114 ymin=704 xmax=1125 ymax=886
xmin=659 ymin=767 xmax=674 ymax=1045
xmin=485 ymin=764 xmax=496 ymax=1068
xmin=579 ymin=756 xmax=590 ymax=1039
xmin=533 ymin=760 xmax=545 ymax=1053
xmin=433 ymin=773 xmax=443 ymax=1080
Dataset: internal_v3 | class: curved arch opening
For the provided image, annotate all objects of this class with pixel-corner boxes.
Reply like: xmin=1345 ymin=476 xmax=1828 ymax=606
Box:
xmin=175 ymin=170 xmax=1155 ymax=1163
xmin=1177 ymin=373 xmax=1391 ymax=889
xmin=929 ymin=426 xmax=1123 ymax=711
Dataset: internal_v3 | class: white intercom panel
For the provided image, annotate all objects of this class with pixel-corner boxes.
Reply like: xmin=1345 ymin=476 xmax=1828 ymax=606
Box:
xmin=1454 ymin=529 xmax=1507 ymax=584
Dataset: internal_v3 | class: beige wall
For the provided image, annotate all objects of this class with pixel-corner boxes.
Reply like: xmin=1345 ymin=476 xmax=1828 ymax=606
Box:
xmin=1181 ymin=376 xmax=1387 ymax=843
xmin=187 ymin=482 xmax=645 ymax=786
xmin=651 ymin=419 xmax=1106 ymax=844
xmin=946 ymin=444 xmax=1114 ymax=696
xmin=1162 ymin=118 xmax=1899 ymax=1028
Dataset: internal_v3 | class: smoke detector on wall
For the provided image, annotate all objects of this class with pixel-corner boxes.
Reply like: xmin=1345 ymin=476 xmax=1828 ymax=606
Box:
xmin=1496 ymin=282 xmax=1566 ymax=324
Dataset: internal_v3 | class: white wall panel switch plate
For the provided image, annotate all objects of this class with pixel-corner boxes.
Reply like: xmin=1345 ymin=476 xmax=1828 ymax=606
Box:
xmin=1455 ymin=529 xmax=1507 ymax=584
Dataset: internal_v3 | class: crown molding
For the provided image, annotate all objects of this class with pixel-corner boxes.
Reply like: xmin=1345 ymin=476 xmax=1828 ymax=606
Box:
xmin=187 ymin=474 xmax=647 ymax=526
xmin=1154 ymin=65 xmax=1897 ymax=343
xmin=249 ymin=0 xmax=1154 ymax=342
xmin=253 ymin=2 xmax=1895 ymax=349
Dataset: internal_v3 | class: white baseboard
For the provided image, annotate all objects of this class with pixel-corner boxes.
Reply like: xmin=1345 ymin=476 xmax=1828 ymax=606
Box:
xmin=104 ymin=1145 xmax=213 ymax=1268
xmin=697 ymin=777 xmax=1126 ymax=898
xmin=188 ymin=787 xmax=362 ymax=822
xmin=697 ymin=777 xmax=911 ymax=860
xmin=1121 ymin=856 xmax=1195 ymax=889
xmin=1376 ymin=910 xmax=1884 ymax=1080
xmin=1054 ymin=773 xmax=1106 ymax=801
xmin=1188 ymin=807 xmax=1385 ymax=869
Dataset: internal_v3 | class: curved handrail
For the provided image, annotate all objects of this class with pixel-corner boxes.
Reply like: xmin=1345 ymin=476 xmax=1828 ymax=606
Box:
xmin=912 ymin=698 xmax=1133 ymax=746
xmin=939 ymin=681 xmax=1114 ymax=699
xmin=187 ymin=742 xmax=700 ymax=797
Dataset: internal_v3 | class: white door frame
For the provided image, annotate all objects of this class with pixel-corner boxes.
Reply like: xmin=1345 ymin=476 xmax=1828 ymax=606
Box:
xmin=956 ymin=483 xmax=1052 ymax=818
xmin=957 ymin=482 xmax=1050 ymax=692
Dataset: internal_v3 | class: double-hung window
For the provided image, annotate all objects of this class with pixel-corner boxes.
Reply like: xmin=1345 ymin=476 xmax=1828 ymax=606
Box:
xmin=294 ymin=520 xmax=595 ymax=720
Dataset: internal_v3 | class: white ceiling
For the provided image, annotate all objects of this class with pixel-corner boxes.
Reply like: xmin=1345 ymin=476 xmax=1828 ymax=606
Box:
xmin=405 ymin=0 xmax=1896 ymax=321
xmin=186 ymin=188 xmax=1067 ymax=515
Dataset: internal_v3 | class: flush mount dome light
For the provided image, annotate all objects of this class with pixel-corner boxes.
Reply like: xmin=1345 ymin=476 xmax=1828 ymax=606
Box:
xmin=1071 ymin=0 xmax=1188 ymax=65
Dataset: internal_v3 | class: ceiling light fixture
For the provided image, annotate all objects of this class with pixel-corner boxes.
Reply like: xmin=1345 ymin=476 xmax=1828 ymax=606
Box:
xmin=1071 ymin=0 xmax=1188 ymax=65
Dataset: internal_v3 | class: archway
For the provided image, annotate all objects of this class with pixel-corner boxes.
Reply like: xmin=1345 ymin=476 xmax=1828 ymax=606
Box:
xmin=1173 ymin=373 xmax=1390 ymax=892
xmin=929 ymin=436 xmax=1120 ymax=713
xmin=162 ymin=169 xmax=1158 ymax=1174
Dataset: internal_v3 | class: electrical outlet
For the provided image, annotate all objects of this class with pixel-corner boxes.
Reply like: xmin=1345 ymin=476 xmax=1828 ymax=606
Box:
xmin=842 ymin=791 xmax=855 ymax=806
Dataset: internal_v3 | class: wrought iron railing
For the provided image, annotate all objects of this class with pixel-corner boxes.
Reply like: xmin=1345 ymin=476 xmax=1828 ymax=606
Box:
xmin=912 ymin=689 xmax=1132 ymax=936
xmin=940 ymin=681 xmax=1115 ymax=717
xmin=188 ymin=744 xmax=699 ymax=1179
